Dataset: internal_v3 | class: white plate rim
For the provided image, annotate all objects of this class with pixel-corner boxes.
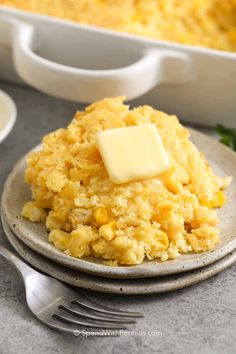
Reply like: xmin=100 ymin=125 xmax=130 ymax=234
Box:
xmin=0 ymin=89 xmax=17 ymax=143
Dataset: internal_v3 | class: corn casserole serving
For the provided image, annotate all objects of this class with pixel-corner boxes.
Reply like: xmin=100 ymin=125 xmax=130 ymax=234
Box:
xmin=21 ymin=97 xmax=230 ymax=266
xmin=1 ymin=0 xmax=236 ymax=52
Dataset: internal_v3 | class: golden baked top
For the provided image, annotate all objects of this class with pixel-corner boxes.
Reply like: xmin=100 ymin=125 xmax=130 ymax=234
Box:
xmin=1 ymin=0 xmax=236 ymax=52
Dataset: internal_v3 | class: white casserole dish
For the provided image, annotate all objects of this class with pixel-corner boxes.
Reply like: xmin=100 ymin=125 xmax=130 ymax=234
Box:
xmin=0 ymin=6 xmax=236 ymax=126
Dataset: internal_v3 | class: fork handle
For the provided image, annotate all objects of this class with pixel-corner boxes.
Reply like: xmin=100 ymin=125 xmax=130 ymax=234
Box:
xmin=0 ymin=245 xmax=35 ymax=278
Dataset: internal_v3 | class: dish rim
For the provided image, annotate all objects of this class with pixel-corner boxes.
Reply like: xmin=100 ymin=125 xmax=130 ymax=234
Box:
xmin=1 ymin=5 xmax=236 ymax=60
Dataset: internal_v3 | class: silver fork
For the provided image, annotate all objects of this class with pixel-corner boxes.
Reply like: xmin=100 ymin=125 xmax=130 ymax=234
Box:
xmin=0 ymin=245 xmax=143 ymax=335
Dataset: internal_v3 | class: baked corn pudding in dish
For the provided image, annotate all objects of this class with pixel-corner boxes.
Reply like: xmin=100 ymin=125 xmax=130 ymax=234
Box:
xmin=1 ymin=0 xmax=236 ymax=52
xmin=21 ymin=97 xmax=231 ymax=266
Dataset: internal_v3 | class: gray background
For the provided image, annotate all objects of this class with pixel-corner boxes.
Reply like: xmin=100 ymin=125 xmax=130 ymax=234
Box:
xmin=0 ymin=81 xmax=235 ymax=354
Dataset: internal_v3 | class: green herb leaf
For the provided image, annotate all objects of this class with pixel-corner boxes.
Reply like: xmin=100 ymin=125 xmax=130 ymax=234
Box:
xmin=215 ymin=124 xmax=236 ymax=152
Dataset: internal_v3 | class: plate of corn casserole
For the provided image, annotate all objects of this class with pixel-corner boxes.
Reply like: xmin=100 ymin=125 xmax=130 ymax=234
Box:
xmin=2 ymin=97 xmax=236 ymax=278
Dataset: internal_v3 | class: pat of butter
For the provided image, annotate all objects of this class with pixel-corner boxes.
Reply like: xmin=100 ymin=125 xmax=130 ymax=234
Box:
xmin=96 ymin=123 xmax=170 ymax=184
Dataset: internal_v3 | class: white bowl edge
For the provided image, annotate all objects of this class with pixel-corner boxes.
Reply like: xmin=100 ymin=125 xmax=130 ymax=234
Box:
xmin=0 ymin=89 xmax=17 ymax=143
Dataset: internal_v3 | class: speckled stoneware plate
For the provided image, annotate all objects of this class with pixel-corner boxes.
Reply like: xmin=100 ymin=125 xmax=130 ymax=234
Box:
xmin=2 ymin=129 xmax=236 ymax=279
xmin=1 ymin=212 xmax=236 ymax=295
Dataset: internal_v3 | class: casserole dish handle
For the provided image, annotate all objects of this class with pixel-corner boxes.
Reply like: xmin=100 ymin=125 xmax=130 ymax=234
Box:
xmin=0 ymin=15 xmax=193 ymax=103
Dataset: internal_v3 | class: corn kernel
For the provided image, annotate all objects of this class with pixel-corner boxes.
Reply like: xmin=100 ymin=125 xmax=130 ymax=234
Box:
xmin=49 ymin=229 xmax=71 ymax=251
xmin=99 ymin=222 xmax=116 ymax=240
xmin=211 ymin=191 xmax=226 ymax=208
xmin=93 ymin=207 xmax=109 ymax=226
xmin=200 ymin=199 xmax=212 ymax=209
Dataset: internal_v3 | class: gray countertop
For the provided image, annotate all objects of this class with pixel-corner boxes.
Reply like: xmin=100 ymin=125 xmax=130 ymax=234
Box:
xmin=0 ymin=81 xmax=235 ymax=354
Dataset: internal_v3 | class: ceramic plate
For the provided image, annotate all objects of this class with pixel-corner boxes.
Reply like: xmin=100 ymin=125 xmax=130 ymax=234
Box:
xmin=2 ymin=129 xmax=236 ymax=278
xmin=1 ymin=212 xmax=236 ymax=295
xmin=0 ymin=89 xmax=17 ymax=143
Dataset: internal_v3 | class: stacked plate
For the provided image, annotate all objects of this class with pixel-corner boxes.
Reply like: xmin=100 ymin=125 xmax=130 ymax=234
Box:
xmin=1 ymin=129 xmax=236 ymax=295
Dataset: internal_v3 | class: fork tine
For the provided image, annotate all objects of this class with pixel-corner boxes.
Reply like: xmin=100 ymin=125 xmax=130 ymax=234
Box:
xmin=71 ymin=298 xmax=143 ymax=318
xmin=46 ymin=318 xmax=81 ymax=335
xmin=53 ymin=312 xmax=127 ymax=329
xmin=59 ymin=304 xmax=136 ymax=324
xmin=67 ymin=290 xmax=143 ymax=318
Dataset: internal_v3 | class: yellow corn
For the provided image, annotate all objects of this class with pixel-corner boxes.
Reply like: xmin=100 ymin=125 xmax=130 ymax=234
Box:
xmin=99 ymin=221 xmax=116 ymax=240
xmin=93 ymin=207 xmax=109 ymax=226
xmin=49 ymin=229 xmax=71 ymax=251
xmin=211 ymin=191 xmax=226 ymax=208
